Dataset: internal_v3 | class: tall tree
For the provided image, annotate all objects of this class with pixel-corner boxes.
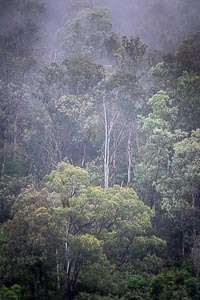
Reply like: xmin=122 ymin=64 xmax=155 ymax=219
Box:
xmin=44 ymin=162 xmax=164 ymax=299
xmin=55 ymin=6 xmax=112 ymax=61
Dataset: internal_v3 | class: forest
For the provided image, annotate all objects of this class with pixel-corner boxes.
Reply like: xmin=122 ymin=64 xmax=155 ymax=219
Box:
xmin=0 ymin=0 xmax=200 ymax=299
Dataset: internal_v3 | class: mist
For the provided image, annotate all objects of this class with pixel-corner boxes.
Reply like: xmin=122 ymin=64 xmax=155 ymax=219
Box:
xmin=0 ymin=0 xmax=200 ymax=299
xmin=42 ymin=0 xmax=200 ymax=54
xmin=1 ymin=0 xmax=199 ymax=63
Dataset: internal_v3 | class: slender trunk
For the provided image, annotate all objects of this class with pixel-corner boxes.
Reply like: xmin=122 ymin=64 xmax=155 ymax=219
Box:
xmin=47 ymin=109 xmax=62 ymax=163
xmin=192 ymin=193 xmax=195 ymax=209
xmin=81 ymin=135 xmax=91 ymax=168
xmin=127 ymin=127 xmax=132 ymax=185
xmin=135 ymin=129 xmax=141 ymax=159
xmin=65 ymin=219 xmax=72 ymax=300
xmin=111 ymin=129 xmax=116 ymax=186
xmin=66 ymin=287 xmax=73 ymax=300
xmin=104 ymin=110 xmax=112 ymax=191
xmin=1 ymin=128 xmax=7 ymax=177
xmin=151 ymin=161 xmax=160 ymax=211
xmin=112 ymin=150 xmax=116 ymax=186
xmin=56 ymin=249 xmax=61 ymax=290
xmin=180 ymin=212 xmax=185 ymax=258
xmin=81 ymin=141 xmax=87 ymax=167
xmin=191 ymin=192 xmax=197 ymax=259
xmin=110 ymin=127 xmax=124 ymax=186
xmin=52 ymin=131 xmax=62 ymax=163
xmin=103 ymin=96 xmax=109 ymax=191
xmin=102 ymin=96 xmax=118 ymax=191
xmin=13 ymin=110 xmax=19 ymax=161
xmin=55 ymin=140 xmax=62 ymax=163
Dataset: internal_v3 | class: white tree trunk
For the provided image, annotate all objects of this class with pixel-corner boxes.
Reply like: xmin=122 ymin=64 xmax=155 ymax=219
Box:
xmin=127 ymin=127 xmax=132 ymax=185
xmin=13 ymin=110 xmax=19 ymax=162
xmin=65 ymin=219 xmax=72 ymax=299
xmin=1 ymin=128 xmax=7 ymax=177
xmin=103 ymin=96 xmax=109 ymax=191
xmin=102 ymin=96 xmax=118 ymax=191
xmin=56 ymin=248 xmax=61 ymax=290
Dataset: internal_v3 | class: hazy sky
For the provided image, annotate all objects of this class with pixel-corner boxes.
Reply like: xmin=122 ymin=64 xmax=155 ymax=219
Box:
xmin=43 ymin=0 xmax=200 ymax=52
xmin=1 ymin=0 xmax=199 ymax=56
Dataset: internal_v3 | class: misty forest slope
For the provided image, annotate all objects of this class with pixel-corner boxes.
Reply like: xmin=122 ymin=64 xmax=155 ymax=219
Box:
xmin=0 ymin=1 xmax=200 ymax=299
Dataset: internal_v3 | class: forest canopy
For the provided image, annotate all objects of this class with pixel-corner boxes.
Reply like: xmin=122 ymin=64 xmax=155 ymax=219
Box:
xmin=0 ymin=1 xmax=200 ymax=299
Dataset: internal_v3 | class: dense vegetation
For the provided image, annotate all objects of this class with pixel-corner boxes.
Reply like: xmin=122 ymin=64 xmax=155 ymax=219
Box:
xmin=0 ymin=1 xmax=200 ymax=299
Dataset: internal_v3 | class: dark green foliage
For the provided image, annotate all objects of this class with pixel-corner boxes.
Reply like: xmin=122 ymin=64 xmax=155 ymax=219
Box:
xmin=0 ymin=176 xmax=32 ymax=223
xmin=0 ymin=2 xmax=200 ymax=299
xmin=0 ymin=285 xmax=20 ymax=300
xmin=150 ymin=269 xmax=200 ymax=300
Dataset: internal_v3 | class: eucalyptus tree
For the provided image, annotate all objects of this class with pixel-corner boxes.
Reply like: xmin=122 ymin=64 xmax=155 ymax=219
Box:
xmin=0 ymin=0 xmax=45 ymax=84
xmin=0 ymin=81 xmax=34 ymax=177
xmin=134 ymin=90 xmax=186 ymax=209
xmin=34 ymin=59 xmax=105 ymax=171
xmin=0 ymin=187 xmax=60 ymax=299
xmin=0 ymin=0 xmax=45 ymax=56
xmin=0 ymin=159 xmax=165 ymax=299
xmin=150 ymin=33 xmax=200 ymax=85
xmin=158 ymin=129 xmax=200 ymax=258
xmin=172 ymin=129 xmax=200 ymax=210
xmin=44 ymin=162 xmax=164 ymax=299
xmin=55 ymin=6 xmax=112 ymax=61
xmin=0 ymin=0 xmax=46 ymax=176
xmin=176 ymin=72 xmax=200 ymax=131
xmin=149 ymin=33 xmax=200 ymax=132
xmin=0 ymin=175 xmax=32 ymax=224
xmin=97 ymin=71 xmax=146 ymax=190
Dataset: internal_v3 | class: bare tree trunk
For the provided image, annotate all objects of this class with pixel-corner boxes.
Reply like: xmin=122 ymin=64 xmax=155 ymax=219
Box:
xmin=127 ymin=127 xmax=132 ymax=185
xmin=110 ymin=127 xmax=124 ymax=186
xmin=56 ymin=249 xmax=61 ymax=290
xmin=81 ymin=134 xmax=91 ymax=168
xmin=192 ymin=193 xmax=195 ymax=209
xmin=66 ymin=287 xmax=73 ymax=300
xmin=52 ymin=130 xmax=62 ymax=163
xmin=81 ymin=141 xmax=87 ymax=167
xmin=102 ymin=96 xmax=118 ymax=191
xmin=65 ymin=219 xmax=72 ymax=300
xmin=103 ymin=96 xmax=109 ymax=191
xmin=112 ymin=149 xmax=116 ymax=186
xmin=1 ymin=128 xmax=7 ymax=177
xmin=13 ymin=110 xmax=19 ymax=161
xmin=111 ymin=129 xmax=117 ymax=186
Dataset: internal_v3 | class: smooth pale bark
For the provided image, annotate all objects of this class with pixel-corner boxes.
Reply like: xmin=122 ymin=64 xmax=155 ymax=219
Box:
xmin=192 ymin=193 xmax=196 ymax=209
xmin=64 ymin=217 xmax=82 ymax=300
xmin=111 ymin=130 xmax=116 ymax=186
xmin=103 ymin=95 xmax=109 ymax=191
xmin=81 ymin=134 xmax=91 ymax=167
xmin=65 ymin=219 xmax=72 ymax=300
xmin=81 ymin=141 xmax=87 ymax=167
xmin=13 ymin=109 xmax=19 ymax=162
xmin=103 ymin=96 xmax=118 ymax=191
xmin=1 ymin=128 xmax=7 ymax=177
xmin=127 ymin=126 xmax=132 ymax=185
xmin=52 ymin=130 xmax=62 ymax=163
xmin=56 ymin=249 xmax=61 ymax=290
xmin=110 ymin=127 xmax=124 ymax=186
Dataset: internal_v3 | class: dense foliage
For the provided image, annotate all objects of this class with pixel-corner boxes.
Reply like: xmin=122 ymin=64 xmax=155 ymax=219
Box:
xmin=0 ymin=1 xmax=200 ymax=299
